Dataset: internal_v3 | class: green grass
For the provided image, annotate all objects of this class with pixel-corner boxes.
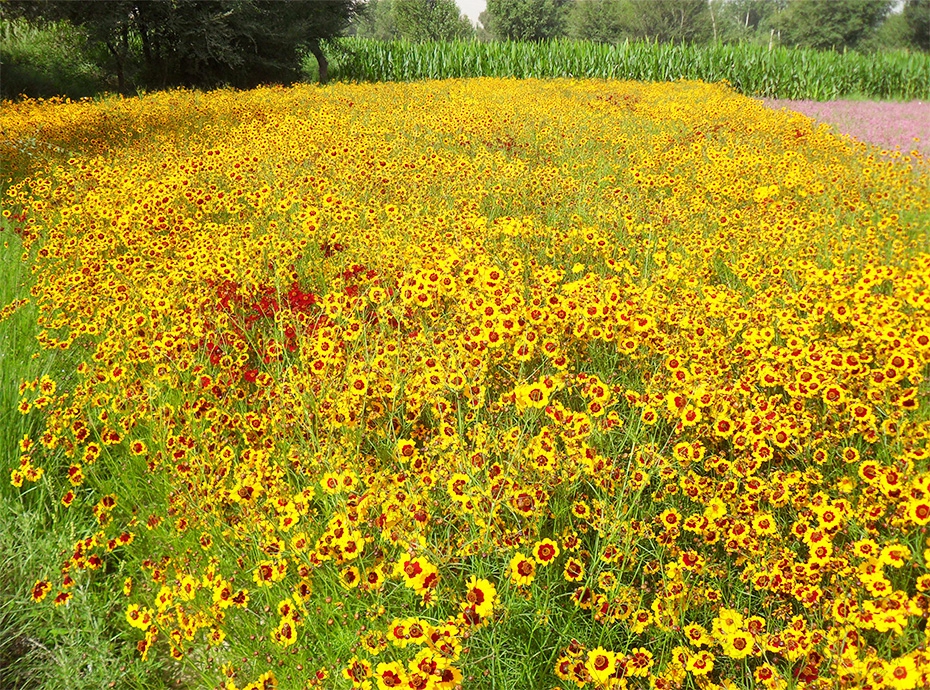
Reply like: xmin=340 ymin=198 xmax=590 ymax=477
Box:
xmin=0 ymin=226 xmax=175 ymax=690
xmin=0 ymin=18 xmax=107 ymax=100
xmin=311 ymin=38 xmax=930 ymax=101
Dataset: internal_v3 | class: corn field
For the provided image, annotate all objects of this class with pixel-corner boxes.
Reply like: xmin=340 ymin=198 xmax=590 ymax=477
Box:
xmin=315 ymin=38 xmax=930 ymax=100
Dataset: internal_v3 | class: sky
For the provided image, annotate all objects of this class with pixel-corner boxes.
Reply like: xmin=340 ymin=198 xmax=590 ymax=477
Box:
xmin=457 ymin=0 xmax=487 ymax=26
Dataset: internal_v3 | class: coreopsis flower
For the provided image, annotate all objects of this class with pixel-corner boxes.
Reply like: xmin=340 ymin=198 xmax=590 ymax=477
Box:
xmin=342 ymin=656 xmax=372 ymax=686
xmin=686 ymin=650 xmax=715 ymax=676
xmin=508 ymin=553 xmax=536 ymax=587
xmin=461 ymin=576 xmax=497 ymax=619
xmin=563 ymin=557 xmax=584 ymax=583
xmin=884 ymin=655 xmax=920 ymax=689
xmin=533 ymin=538 xmax=560 ymax=565
xmin=584 ymin=647 xmax=616 ymax=685
xmin=375 ymin=661 xmax=406 ymax=689
xmin=31 ymin=580 xmax=51 ymax=602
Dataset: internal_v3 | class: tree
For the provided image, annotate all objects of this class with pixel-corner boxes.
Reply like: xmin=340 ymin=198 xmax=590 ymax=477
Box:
xmin=2 ymin=0 xmax=363 ymax=90
xmin=624 ymin=0 xmax=714 ymax=43
xmin=484 ymin=0 xmax=571 ymax=41
xmin=477 ymin=9 xmax=494 ymax=40
xmin=566 ymin=0 xmax=635 ymax=42
xmin=392 ymin=0 xmax=474 ymax=41
xmin=712 ymin=0 xmax=786 ymax=43
xmin=774 ymin=0 xmax=893 ymax=51
xmin=859 ymin=9 xmax=912 ymax=51
xmin=354 ymin=0 xmax=401 ymax=40
xmin=903 ymin=0 xmax=929 ymax=50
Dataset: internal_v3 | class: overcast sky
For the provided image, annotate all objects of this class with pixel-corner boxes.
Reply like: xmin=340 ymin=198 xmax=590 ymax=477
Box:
xmin=457 ymin=0 xmax=487 ymax=26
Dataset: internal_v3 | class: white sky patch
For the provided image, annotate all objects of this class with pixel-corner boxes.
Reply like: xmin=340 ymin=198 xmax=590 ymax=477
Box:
xmin=456 ymin=0 xmax=487 ymax=26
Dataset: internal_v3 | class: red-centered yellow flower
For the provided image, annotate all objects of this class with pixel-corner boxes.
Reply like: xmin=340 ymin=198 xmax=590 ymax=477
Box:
xmin=253 ymin=560 xmax=276 ymax=588
xmin=254 ymin=671 xmax=277 ymax=690
xmin=880 ymin=543 xmax=911 ymax=568
xmin=752 ymin=512 xmax=777 ymax=536
xmin=462 ymin=576 xmax=496 ymax=618
xmin=659 ymin=508 xmax=682 ymax=531
xmin=627 ymin=647 xmax=653 ymax=677
xmin=563 ymin=557 xmax=584 ymax=582
xmin=533 ymin=538 xmax=560 ymax=565
xmin=916 ymin=574 xmax=930 ymax=592
xmin=630 ymin=608 xmax=652 ymax=634
xmin=342 ymin=656 xmax=372 ymax=687
xmin=509 ymin=553 xmax=536 ymax=587
xmin=686 ymin=650 xmax=715 ymax=676
xmin=584 ymin=647 xmax=616 ymax=684
xmin=273 ymin=617 xmax=297 ymax=647
xmin=340 ymin=565 xmax=361 ymax=589
xmin=907 ymin=499 xmax=930 ymax=525
xmin=885 ymin=655 xmax=919 ymax=689
xmin=321 ymin=471 xmax=341 ymax=494
xmin=125 ymin=603 xmax=153 ymax=629
xmin=724 ymin=630 xmax=754 ymax=659
xmin=31 ymin=580 xmax=51 ymax=602
xmin=683 ymin=623 xmax=712 ymax=647
xmin=394 ymin=555 xmax=436 ymax=593
xmin=347 ymin=373 xmax=368 ymax=395
xmin=754 ymin=663 xmax=782 ymax=686
xmin=375 ymin=661 xmax=406 ymax=689
xmin=363 ymin=565 xmax=386 ymax=592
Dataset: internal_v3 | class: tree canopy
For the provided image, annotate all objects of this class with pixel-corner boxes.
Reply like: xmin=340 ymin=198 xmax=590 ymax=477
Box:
xmin=903 ymin=0 xmax=929 ymax=51
xmin=483 ymin=0 xmax=571 ymax=41
xmin=773 ymin=0 xmax=894 ymax=50
xmin=3 ymin=0 xmax=363 ymax=90
xmin=392 ymin=0 xmax=474 ymax=41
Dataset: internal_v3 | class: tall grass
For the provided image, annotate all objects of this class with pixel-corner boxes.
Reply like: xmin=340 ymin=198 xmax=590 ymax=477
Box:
xmin=0 ymin=18 xmax=107 ymax=100
xmin=312 ymin=37 xmax=930 ymax=100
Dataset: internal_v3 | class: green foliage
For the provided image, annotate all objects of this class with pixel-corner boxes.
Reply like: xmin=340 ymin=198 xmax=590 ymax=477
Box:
xmin=2 ymin=0 xmax=363 ymax=91
xmin=0 ymin=18 xmax=106 ymax=99
xmin=319 ymin=36 xmax=930 ymax=100
xmin=775 ymin=0 xmax=894 ymax=50
xmin=0 ymin=226 xmax=176 ymax=690
xmin=354 ymin=0 xmax=401 ymax=40
xmin=711 ymin=0 xmax=786 ymax=44
xmin=565 ymin=0 xmax=635 ymax=42
xmin=859 ymin=11 xmax=914 ymax=52
xmin=484 ymin=0 xmax=572 ymax=41
xmin=904 ymin=0 xmax=930 ymax=50
xmin=393 ymin=0 xmax=474 ymax=41
xmin=624 ymin=0 xmax=715 ymax=43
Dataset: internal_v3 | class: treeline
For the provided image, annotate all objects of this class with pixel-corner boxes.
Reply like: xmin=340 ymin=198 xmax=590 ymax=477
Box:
xmin=1 ymin=0 xmax=927 ymax=101
xmin=357 ymin=0 xmax=929 ymax=53
xmin=0 ymin=0 xmax=363 ymax=98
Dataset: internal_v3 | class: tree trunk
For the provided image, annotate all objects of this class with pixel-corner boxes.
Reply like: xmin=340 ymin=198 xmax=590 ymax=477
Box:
xmin=135 ymin=8 xmax=154 ymax=70
xmin=308 ymin=39 xmax=328 ymax=84
xmin=105 ymin=40 xmax=125 ymax=92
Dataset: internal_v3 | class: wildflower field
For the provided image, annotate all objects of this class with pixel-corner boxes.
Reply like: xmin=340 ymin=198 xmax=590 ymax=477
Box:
xmin=2 ymin=78 xmax=930 ymax=690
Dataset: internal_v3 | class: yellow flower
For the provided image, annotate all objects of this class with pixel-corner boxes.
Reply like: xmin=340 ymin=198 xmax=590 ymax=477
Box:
xmin=885 ymin=655 xmax=919 ymax=689
xmin=584 ymin=647 xmax=616 ymax=684
xmin=508 ymin=553 xmax=536 ymax=587
xmin=686 ymin=650 xmax=715 ymax=676
xmin=462 ymin=577 xmax=497 ymax=618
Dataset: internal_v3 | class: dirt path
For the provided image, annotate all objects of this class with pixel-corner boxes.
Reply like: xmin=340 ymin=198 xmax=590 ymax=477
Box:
xmin=761 ymin=99 xmax=930 ymax=158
